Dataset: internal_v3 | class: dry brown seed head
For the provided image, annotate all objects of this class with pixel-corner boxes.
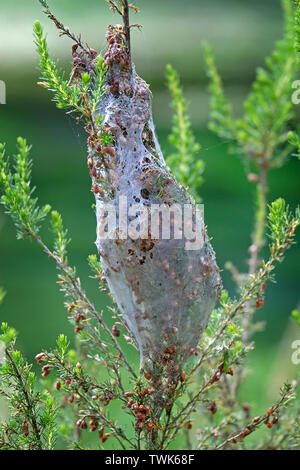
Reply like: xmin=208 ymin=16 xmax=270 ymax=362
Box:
xmin=272 ymin=416 xmax=279 ymax=425
xmin=101 ymin=433 xmax=111 ymax=443
xmin=35 ymin=352 xmax=46 ymax=362
xmin=69 ymin=394 xmax=74 ymax=404
xmin=147 ymin=421 xmax=154 ymax=432
xmin=112 ymin=324 xmax=121 ymax=337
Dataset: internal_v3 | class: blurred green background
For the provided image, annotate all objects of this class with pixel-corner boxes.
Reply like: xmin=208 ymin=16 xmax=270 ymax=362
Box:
xmin=0 ymin=0 xmax=299 ymax=442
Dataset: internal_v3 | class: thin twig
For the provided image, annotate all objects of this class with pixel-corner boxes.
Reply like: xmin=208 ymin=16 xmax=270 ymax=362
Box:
xmin=49 ymin=352 xmax=134 ymax=448
xmin=216 ymin=379 xmax=299 ymax=450
xmin=232 ymin=159 xmax=269 ymax=397
xmin=29 ymin=231 xmax=137 ymax=379
xmin=38 ymin=0 xmax=90 ymax=52
xmin=121 ymin=1 xmax=131 ymax=62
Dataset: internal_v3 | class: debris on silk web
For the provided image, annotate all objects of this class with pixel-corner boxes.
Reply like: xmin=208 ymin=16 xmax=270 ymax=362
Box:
xmin=87 ymin=24 xmax=222 ymax=375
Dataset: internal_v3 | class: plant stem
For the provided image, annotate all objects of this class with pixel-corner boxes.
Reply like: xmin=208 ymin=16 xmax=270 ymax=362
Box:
xmin=250 ymin=163 xmax=268 ymax=274
xmin=121 ymin=1 xmax=131 ymax=62
xmin=5 ymin=348 xmax=43 ymax=449
xmin=232 ymin=161 xmax=268 ymax=397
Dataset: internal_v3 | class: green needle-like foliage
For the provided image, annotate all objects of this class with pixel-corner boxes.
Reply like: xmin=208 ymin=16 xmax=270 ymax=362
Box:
xmin=91 ymin=56 xmax=107 ymax=116
xmin=34 ymin=19 xmax=107 ymax=129
xmin=202 ymin=42 xmax=235 ymax=140
xmin=0 ymin=323 xmax=57 ymax=450
xmin=33 ymin=21 xmax=83 ymax=113
xmin=0 ymin=138 xmax=51 ymax=238
xmin=288 ymin=1 xmax=300 ymax=157
xmin=268 ymin=198 xmax=300 ymax=251
xmin=204 ymin=0 xmax=298 ymax=170
xmin=166 ymin=64 xmax=204 ymax=199
xmin=51 ymin=211 xmax=70 ymax=264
